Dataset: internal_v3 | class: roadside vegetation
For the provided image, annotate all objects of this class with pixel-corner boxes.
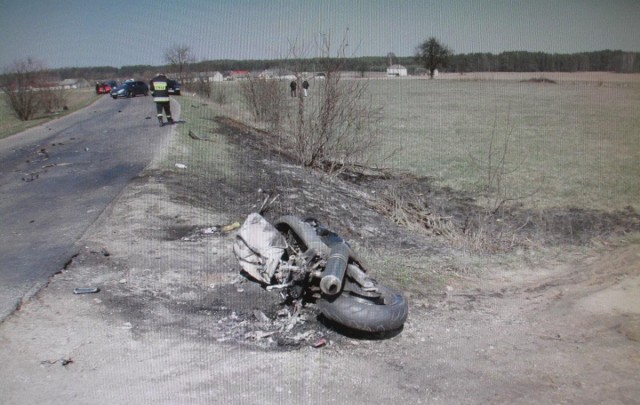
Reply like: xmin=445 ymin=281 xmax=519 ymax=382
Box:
xmin=176 ymin=74 xmax=640 ymax=212
xmin=0 ymin=88 xmax=99 ymax=140
xmin=164 ymin=72 xmax=639 ymax=290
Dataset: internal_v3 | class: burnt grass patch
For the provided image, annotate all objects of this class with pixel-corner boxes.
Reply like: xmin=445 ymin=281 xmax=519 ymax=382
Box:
xmin=204 ymin=116 xmax=640 ymax=251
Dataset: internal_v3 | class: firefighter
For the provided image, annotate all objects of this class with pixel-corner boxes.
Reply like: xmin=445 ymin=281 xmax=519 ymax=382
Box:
xmin=149 ymin=73 xmax=174 ymax=127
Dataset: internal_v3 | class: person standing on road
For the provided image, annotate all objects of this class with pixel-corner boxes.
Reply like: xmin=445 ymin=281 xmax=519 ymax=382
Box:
xmin=149 ymin=73 xmax=174 ymax=127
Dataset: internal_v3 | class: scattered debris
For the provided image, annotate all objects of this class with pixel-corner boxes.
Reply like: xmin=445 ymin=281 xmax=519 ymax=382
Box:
xmin=180 ymin=226 xmax=222 ymax=241
xmin=222 ymin=222 xmax=241 ymax=232
xmin=73 ymin=287 xmax=100 ymax=294
xmin=187 ymin=129 xmax=211 ymax=141
xmin=22 ymin=173 xmax=40 ymax=182
xmin=313 ymin=337 xmax=328 ymax=348
xmin=245 ymin=330 xmax=276 ymax=341
xmin=253 ymin=310 xmax=270 ymax=323
xmin=41 ymin=358 xmax=73 ymax=367
xmin=41 ymin=162 xmax=72 ymax=169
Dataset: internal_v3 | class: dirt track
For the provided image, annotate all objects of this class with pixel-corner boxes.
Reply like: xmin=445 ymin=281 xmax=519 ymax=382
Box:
xmin=0 ymin=115 xmax=639 ymax=404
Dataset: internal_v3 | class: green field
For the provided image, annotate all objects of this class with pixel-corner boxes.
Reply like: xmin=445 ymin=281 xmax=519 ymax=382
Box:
xmin=203 ymin=76 xmax=639 ymax=212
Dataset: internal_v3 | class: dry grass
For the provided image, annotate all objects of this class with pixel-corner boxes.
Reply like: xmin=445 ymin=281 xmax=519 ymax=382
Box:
xmin=373 ymin=187 xmax=456 ymax=237
xmin=178 ymin=73 xmax=640 ymax=213
xmin=370 ymin=76 xmax=640 ymax=211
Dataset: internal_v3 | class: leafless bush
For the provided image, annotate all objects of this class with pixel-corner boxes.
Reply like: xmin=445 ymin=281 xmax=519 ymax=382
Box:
xmin=239 ymin=77 xmax=285 ymax=130
xmin=212 ymin=83 xmax=229 ymax=105
xmin=0 ymin=57 xmax=48 ymax=120
xmin=237 ymin=31 xmax=385 ymax=175
xmin=469 ymin=108 xmax=540 ymax=215
xmin=39 ymin=87 xmax=69 ymax=113
xmin=285 ymin=32 xmax=384 ymax=175
xmin=191 ymin=74 xmax=211 ymax=98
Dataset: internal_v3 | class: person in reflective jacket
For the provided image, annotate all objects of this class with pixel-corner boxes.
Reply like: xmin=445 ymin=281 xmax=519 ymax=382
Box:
xmin=149 ymin=73 xmax=174 ymax=127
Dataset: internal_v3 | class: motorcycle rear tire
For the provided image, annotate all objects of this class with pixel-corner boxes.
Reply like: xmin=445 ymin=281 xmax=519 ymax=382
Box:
xmin=316 ymin=284 xmax=408 ymax=332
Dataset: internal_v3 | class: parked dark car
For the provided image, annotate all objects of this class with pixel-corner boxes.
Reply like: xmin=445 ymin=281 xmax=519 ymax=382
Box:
xmin=167 ymin=79 xmax=181 ymax=95
xmin=111 ymin=81 xmax=149 ymax=98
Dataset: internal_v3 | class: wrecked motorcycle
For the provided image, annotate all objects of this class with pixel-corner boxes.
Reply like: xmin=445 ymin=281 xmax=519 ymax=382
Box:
xmin=233 ymin=213 xmax=408 ymax=332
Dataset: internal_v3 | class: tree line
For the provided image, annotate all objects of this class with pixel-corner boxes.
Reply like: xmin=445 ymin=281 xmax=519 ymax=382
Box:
xmin=444 ymin=50 xmax=640 ymax=73
xmin=42 ymin=49 xmax=637 ymax=81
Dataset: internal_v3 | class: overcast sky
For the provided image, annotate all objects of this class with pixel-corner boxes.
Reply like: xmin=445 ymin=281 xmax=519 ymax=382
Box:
xmin=1 ymin=0 xmax=639 ymax=69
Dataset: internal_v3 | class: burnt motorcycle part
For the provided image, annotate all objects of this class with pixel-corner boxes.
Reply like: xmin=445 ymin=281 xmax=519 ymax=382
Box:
xmin=276 ymin=216 xmax=330 ymax=257
xmin=346 ymin=264 xmax=376 ymax=290
xmin=317 ymin=284 xmax=408 ymax=333
xmin=319 ymin=242 xmax=350 ymax=295
xmin=235 ymin=213 xmax=409 ymax=333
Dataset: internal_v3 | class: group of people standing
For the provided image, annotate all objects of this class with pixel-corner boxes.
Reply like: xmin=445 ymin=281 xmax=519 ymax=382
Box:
xmin=290 ymin=79 xmax=310 ymax=97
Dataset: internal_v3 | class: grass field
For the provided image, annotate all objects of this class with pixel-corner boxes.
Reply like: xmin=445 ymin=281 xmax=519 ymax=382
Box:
xmin=4 ymin=75 xmax=636 ymax=213
xmin=372 ymin=77 xmax=640 ymax=211
xmin=198 ymin=73 xmax=639 ymax=212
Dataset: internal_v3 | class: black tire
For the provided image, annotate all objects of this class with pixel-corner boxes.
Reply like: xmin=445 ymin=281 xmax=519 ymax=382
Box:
xmin=316 ymin=284 xmax=408 ymax=332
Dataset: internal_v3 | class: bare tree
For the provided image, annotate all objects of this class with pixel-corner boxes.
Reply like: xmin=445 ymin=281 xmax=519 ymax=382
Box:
xmin=0 ymin=57 xmax=48 ymax=120
xmin=415 ymin=37 xmax=452 ymax=78
xmin=164 ymin=44 xmax=195 ymax=83
xmin=387 ymin=52 xmax=396 ymax=67
xmin=238 ymin=31 xmax=385 ymax=175
xmin=287 ymin=31 xmax=384 ymax=174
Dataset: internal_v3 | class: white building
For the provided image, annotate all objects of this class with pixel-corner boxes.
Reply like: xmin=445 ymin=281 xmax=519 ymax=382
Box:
xmin=386 ymin=64 xmax=407 ymax=77
xmin=209 ymin=72 xmax=224 ymax=82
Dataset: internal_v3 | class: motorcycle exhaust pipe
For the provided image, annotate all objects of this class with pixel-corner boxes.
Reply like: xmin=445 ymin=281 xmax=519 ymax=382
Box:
xmin=319 ymin=242 xmax=350 ymax=295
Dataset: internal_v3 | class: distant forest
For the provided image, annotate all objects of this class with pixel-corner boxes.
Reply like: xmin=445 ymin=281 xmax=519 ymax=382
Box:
xmin=53 ymin=50 xmax=639 ymax=80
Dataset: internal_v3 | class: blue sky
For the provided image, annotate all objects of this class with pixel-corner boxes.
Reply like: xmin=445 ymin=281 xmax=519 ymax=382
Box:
xmin=1 ymin=0 xmax=639 ymax=69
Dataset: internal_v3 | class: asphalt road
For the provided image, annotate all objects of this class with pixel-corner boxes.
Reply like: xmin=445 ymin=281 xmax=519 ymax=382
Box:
xmin=0 ymin=95 xmax=176 ymax=321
